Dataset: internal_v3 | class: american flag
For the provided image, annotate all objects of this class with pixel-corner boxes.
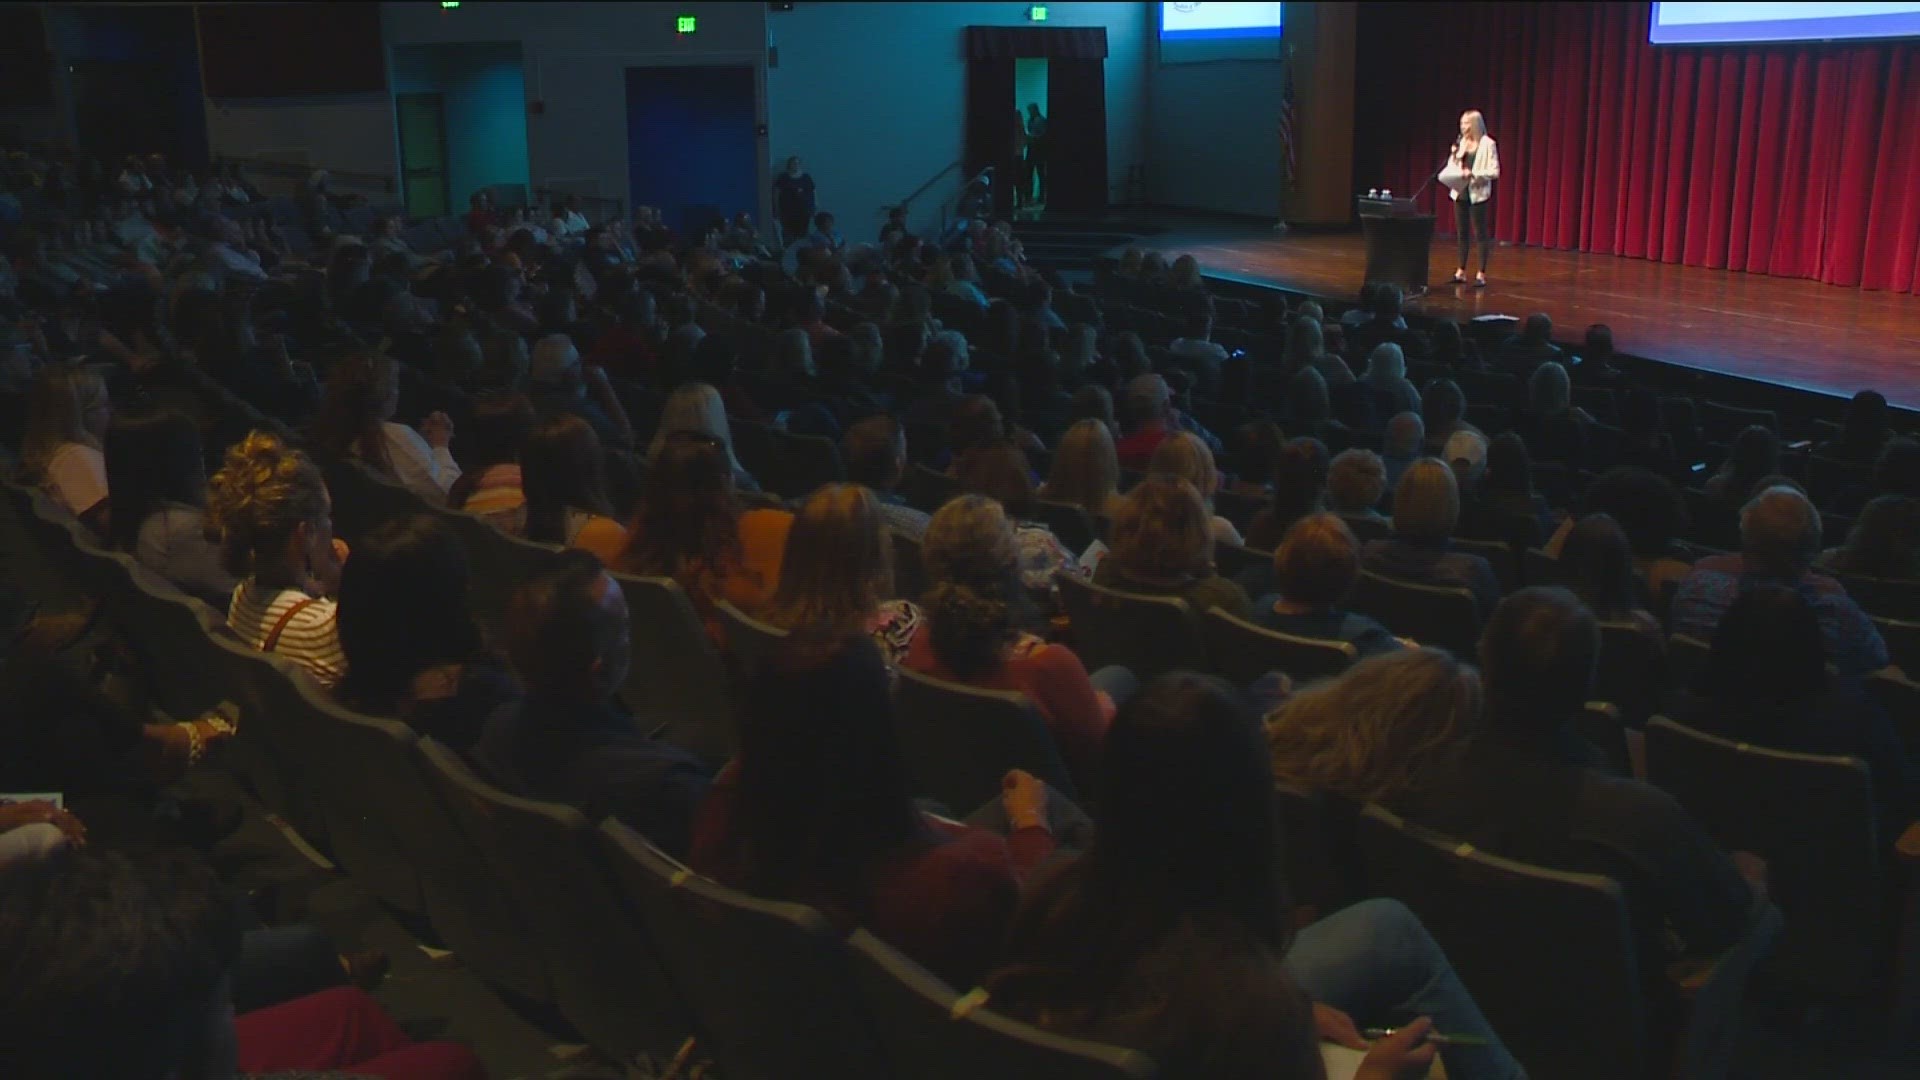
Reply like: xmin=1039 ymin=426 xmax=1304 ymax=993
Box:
xmin=1278 ymin=60 xmax=1297 ymax=185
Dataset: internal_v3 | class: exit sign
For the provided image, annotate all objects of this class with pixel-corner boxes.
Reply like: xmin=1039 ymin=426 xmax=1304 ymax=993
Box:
xmin=1029 ymin=5 xmax=1048 ymax=20
xmin=676 ymin=14 xmax=697 ymax=33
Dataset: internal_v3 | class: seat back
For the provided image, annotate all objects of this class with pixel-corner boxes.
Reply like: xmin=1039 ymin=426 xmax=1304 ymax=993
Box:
xmin=1867 ymin=672 xmax=1920 ymax=763
xmin=1643 ymin=717 xmax=1881 ymax=1001
xmin=766 ymin=429 xmax=845 ymax=501
xmin=1033 ymin=500 xmax=1097 ymax=557
xmin=434 ymin=508 xmax=565 ymax=627
xmin=408 ymin=739 xmax=554 ymax=1003
xmin=1354 ymin=805 xmax=1645 ymax=1080
xmin=1834 ymin=572 xmax=1920 ymax=622
xmin=844 ymin=929 xmax=1157 ymax=1080
xmin=1450 ymin=536 xmax=1519 ymax=595
xmin=1666 ymin=634 xmax=1712 ymax=693
xmin=115 ymin=562 xmax=228 ymax=723
xmin=1573 ymin=700 xmax=1633 ymax=777
xmin=1349 ymin=570 xmax=1481 ymax=657
xmin=322 ymin=457 xmax=428 ymax=543
xmin=1054 ymin=573 xmax=1206 ymax=680
xmin=903 ymin=462 xmax=960 ymax=513
xmin=1200 ymin=608 xmax=1357 ymax=687
xmin=714 ymin=599 xmax=789 ymax=676
xmin=1594 ymin=622 xmax=1668 ymax=726
xmin=612 ymin=573 xmax=734 ymax=764
xmin=892 ymin=666 xmax=1076 ymax=812
xmin=1211 ymin=539 xmax=1272 ymax=580
xmin=1273 ymin=782 xmax=1366 ymax=919
xmin=1873 ymin=615 xmax=1920 ymax=675
xmin=418 ymin=741 xmax=696 ymax=1048
xmin=1522 ymin=547 xmax=1563 ymax=588
xmin=890 ymin=529 xmax=927 ymax=602
xmin=598 ymin=820 xmax=891 ymax=1080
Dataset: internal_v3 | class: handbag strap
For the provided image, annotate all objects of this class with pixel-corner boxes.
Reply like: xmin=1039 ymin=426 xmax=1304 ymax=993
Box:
xmin=262 ymin=596 xmax=320 ymax=655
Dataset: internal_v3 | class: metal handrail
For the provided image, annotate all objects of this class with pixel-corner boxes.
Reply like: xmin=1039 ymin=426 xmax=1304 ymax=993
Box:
xmin=888 ymin=159 xmax=967 ymax=217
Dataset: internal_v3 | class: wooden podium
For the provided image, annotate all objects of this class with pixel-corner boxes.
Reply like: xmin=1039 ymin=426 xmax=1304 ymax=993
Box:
xmin=1358 ymin=196 xmax=1434 ymax=291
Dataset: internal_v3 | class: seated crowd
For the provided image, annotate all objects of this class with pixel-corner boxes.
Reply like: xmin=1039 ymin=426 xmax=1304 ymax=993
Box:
xmin=4 ymin=141 xmax=1919 ymax=1079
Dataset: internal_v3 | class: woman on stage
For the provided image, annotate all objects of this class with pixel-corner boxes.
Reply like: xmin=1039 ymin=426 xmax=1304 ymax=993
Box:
xmin=1441 ymin=109 xmax=1500 ymax=288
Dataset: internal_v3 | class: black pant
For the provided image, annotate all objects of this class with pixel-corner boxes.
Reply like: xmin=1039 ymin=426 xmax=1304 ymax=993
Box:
xmin=1455 ymin=196 xmax=1492 ymax=274
xmin=1025 ymin=145 xmax=1048 ymax=205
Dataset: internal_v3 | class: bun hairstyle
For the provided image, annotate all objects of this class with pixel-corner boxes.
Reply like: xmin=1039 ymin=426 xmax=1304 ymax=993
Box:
xmin=922 ymin=494 xmax=1025 ymax=680
xmin=207 ymin=431 xmax=328 ymax=573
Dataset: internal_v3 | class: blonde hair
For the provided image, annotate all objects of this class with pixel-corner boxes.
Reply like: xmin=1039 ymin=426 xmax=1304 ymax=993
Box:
xmin=761 ymin=484 xmax=892 ymax=661
xmin=922 ymin=495 xmax=1023 ymax=679
xmin=20 ymin=364 xmax=107 ymax=479
xmin=1149 ymin=431 xmax=1219 ymax=502
xmin=1043 ymin=419 xmax=1122 ymax=518
xmin=1460 ymin=110 xmax=1488 ymax=139
xmin=1392 ymin=457 xmax=1461 ymax=541
xmin=207 ymin=431 xmax=329 ymax=573
xmin=649 ymin=382 xmax=745 ymax=476
xmin=1268 ymin=648 xmax=1481 ymax=803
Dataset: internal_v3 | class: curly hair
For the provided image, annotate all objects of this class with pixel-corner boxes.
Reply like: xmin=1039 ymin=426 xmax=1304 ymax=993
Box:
xmin=1267 ymin=648 xmax=1480 ymax=803
xmin=922 ymin=494 xmax=1025 ymax=680
xmin=206 ymin=431 xmax=329 ymax=574
xmin=1109 ymin=477 xmax=1214 ymax=577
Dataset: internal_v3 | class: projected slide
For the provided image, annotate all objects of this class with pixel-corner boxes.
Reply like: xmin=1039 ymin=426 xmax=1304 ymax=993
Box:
xmin=1160 ymin=2 xmax=1284 ymax=40
xmin=1650 ymin=2 xmax=1920 ymax=44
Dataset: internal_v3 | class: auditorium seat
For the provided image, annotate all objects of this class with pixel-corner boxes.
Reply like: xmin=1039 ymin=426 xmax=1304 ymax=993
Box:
xmin=1200 ymin=608 xmax=1356 ymax=687
xmin=431 ymin=508 xmax=566 ymax=628
xmin=1354 ymin=803 xmax=1768 ymax=1080
xmin=1833 ymin=572 xmax=1920 ymax=623
xmin=321 ymin=458 xmax=428 ymax=544
xmin=1451 ymin=536 xmax=1520 ymax=595
xmin=1348 ymin=570 xmax=1481 ymax=658
xmin=1644 ymin=717 xmax=1914 ymax=1012
xmin=1211 ymin=539 xmax=1271 ymax=581
xmin=613 ymin=573 xmax=735 ymax=765
xmin=902 ymin=462 xmax=960 ymax=513
xmin=416 ymin=742 xmax=690 ymax=1060
xmin=1875 ymin=616 xmax=1920 ymax=675
xmin=1033 ymin=499 xmax=1098 ymax=557
xmin=1665 ymin=634 xmax=1712 ymax=694
xmin=1867 ymin=672 xmax=1920 ymax=765
xmin=843 ymin=929 xmax=1157 ymax=1080
xmin=598 ymin=820 xmax=893 ymax=1080
xmin=1594 ymin=621 xmax=1669 ymax=727
xmin=890 ymin=528 xmax=927 ymax=602
xmin=714 ymin=598 xmax=788 ymax=677
xmin=1274 ymin=781 xmax=1366 ymax=922
xmin=891 ymin=666 xmax=1077 ymax=813
xmin=1522 ymin=546 xmax=1563 ymax=589
xmin=1054 ymin=573 xmax=1206 ymax=681
xmin=766 ymin=428 xmax=845 ymax=501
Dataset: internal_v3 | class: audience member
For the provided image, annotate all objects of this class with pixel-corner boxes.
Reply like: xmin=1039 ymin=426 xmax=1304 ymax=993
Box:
xmin=1393 ymin=588 xmax=1774 ymax=999
xmin=648 ymin=382 xmax=760 ymax=492
xmin=1269 ymin=647 xmax=1475 ymax=801
xmin=1360 ymin=343 xmax=1420 ymax=416
xmin=758 ymin=483 xmax=917 ymax=665
xmin=1380 ymin=411 xmax=1425 ymax=496
xmin=1324 ymin=448 xmax=1391 ymax=537
xmin=103 ymin=408 xmax=236 ymax=605
xmin=1420 ymin=379 xmax=1479 ymax=455
xmin=619 ymin=430 xmax=792 ymax=640
xmin=1462 ymin=431 xmax=1554 ymax=548
xmin=953 ymin=439 xmax=1079 ymax=593
xmin=1042 ymin=418 xmax=1125 ymax=522
xmin=475 ymin=555 xmax=712 ymax=857
xmin=19 ymin=362 xmax=111 ymax=527
xmin=521 ymin=413 xmax=628 ymax=564
xmin=1364 ymin=457 xmax=1502 ymax=618
xmin=446 ymin=392 xmax=536 ymax=532
xmin=336 ymin=513 xmax=518 ymax=752
xmin=1823 ymin=389 xmax=1890 ymax=466
xmin=1574 ymin=467 xmax=1693 ymax=600
xmin=842 ymin=414 xmax=931 ymax=538
xmin=1247 ymin=437 xmax=1330 ymax=550
xmin=1253 ymin=513 xmax=1402 ymax=657
xmin=207 ymin=432 xmax=348 ymax=687
xmin=1115 ymin=373 xmax=1177 ymax=472
xmin=1496 ymin=312 xmax=1563 ymax=375
xmin=1518 ymin=361 xmax=1589 ymax=465
xmin=313 ymin=352 xmax=460 ymax=505
xmin=1095 ymin=477 xmax=1252 ymax=619
xmin=1670 ymin=485 xmax=1889 ymax=678
xmin=989 ymin=671 xmax=1525 ymax=1080
xmin=694 ymin=629 xmax=1050 ymax=989
xmin=1558 ymin=512 xmax=1664 ymax=647
xmin=1677 ymin=584 xmax=1915 ymax=835
xmin=1703 ymin=425 xmax=1779 ymax=512
xmin=1150 ymin=430 xmax=1243 ymax=546
xmin=527 ymin=331 xmax=636 ymax=450
xmin=1818 ymin=494 xmax=1920 ymax=579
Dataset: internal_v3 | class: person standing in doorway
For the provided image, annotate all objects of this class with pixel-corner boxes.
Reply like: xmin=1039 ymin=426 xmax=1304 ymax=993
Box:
xmin=1012 ymin=109 xmax=1030 ymax=211
xmin=1024 ymin=103 xmax=1049 ymax=209
xmin=773 ymin=155 xmax=817 ymax=250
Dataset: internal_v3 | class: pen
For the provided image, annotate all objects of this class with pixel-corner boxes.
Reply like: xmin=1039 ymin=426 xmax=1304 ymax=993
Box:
xmin=1361 ymin=1027 xmax=1493 ymax=1047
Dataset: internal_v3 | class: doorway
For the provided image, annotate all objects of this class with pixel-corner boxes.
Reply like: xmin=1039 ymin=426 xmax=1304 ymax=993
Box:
xmin=624 ymin=65 xmax=758 ymax=242
xmin=1013 ymin=59 xmax=1049 ymax=215
xmin=390 ymin=43 xmax=530 ymax=213
xmin=395 ymin=92 xmax=449 ymax=218
xmin=963 ymin=27 xmax=1109 ymax=214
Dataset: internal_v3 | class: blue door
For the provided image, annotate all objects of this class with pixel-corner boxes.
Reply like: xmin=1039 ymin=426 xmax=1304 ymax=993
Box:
xmin=625 ymin=65 xmax=758 ymax=242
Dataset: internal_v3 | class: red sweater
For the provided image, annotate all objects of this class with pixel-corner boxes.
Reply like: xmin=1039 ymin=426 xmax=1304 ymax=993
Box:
xmin=691 ymin=765 xmax=1053 ymax=989
xmin=902 ymin=631 xmax=1112 ymax=793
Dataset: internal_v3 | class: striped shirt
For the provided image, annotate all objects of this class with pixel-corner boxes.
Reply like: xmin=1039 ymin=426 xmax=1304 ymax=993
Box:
xmin=227 ymin=578 xmax=348 ymax=688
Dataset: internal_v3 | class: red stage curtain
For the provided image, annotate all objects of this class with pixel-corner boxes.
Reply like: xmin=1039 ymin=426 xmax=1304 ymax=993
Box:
xmin=1047 ymin=58 xmax=1108 ymax=211
xmin=1355 ymin=1 xmax=1920 ymax=293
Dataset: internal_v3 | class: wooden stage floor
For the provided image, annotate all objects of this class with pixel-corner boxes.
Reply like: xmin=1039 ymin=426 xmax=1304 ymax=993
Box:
xmin=1124 ymin=230 xmax=1920 ymax=410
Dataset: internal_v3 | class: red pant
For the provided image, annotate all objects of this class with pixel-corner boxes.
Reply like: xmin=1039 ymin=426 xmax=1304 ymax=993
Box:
xmin=235 ymin=986 xmax=486 ymax=1079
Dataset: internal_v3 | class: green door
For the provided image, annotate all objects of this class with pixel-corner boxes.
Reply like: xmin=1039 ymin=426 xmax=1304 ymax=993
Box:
xmin=396 ymin=92 xmax=449 ymax=218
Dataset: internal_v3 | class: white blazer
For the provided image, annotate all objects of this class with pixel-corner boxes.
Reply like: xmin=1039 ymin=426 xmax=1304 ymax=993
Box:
xmin=1439 ymin=136 xmax=1500 ymax=205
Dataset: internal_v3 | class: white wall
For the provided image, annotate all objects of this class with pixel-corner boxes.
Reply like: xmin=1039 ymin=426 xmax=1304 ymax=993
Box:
xmin=204 ymin=95 xmax=397 ymax=181
xmin=766 ymin=2 xmax=1152 ymax=240
xmin=382 ymin=1 xmax=769 ymax=213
